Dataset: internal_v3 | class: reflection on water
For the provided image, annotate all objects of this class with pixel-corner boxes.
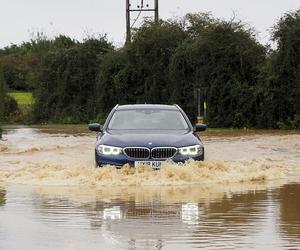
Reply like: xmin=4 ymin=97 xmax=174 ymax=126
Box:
xmin=0 ymin=185 xmax=300 ymax=249
xmin=0 ymin=127 xmax=300 ymax=249
xmin=278 ymin=184 xmax=300 ymax=241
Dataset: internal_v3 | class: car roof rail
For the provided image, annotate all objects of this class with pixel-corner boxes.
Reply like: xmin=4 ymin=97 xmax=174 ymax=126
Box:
xmin=173 ymin=104 xmax=180 ymax=110
xmin=114 ymin=104 xmax=119 ymax=110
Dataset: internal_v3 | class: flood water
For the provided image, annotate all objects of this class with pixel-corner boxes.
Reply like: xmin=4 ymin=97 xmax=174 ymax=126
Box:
xmin=0 ymin=127 xmax=300 ymax=249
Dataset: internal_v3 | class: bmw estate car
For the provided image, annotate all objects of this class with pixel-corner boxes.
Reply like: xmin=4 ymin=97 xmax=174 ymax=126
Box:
xmin=88 ymin=104 xmax=206 ymax=169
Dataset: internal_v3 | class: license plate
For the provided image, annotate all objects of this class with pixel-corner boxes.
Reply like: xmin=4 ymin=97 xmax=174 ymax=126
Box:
xmin=134 ymin=161 xmax=163 ymax=169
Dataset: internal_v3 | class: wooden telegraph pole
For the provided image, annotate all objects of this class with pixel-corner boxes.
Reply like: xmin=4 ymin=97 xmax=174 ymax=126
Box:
xmin=154 ymin=0 xmax=159 ymax=23
xmin=126 ymin=0 xmax=131 ymax=43
xmin=126 ymin=0 xmax=159 ymax=43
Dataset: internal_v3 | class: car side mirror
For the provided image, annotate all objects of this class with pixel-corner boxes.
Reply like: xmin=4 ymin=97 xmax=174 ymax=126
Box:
xmin=194 ymin=124 xmax=206 ymax=132
xmin=88 ymin=123 xmax=102 ymax=132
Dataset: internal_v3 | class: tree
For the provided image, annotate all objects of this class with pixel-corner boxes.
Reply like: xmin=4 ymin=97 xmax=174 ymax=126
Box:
xmin=0 ymin=64 xmax=4 ymax=138
xmin=270 ymin=9 xmax=300 ymax=128
xmin=96 ymin=20 xmax=186 ymax=117
xmin=128 ymin=20 xmax=186 ymax=104
xmin=170 ymin=14 xmax=266 ymax=127
xmin=2 ymin=11 xmax=300 ymax=128
xmin=96 ymin=49 xmax=134 ymax=117
xmin=33 ymin=37 xmax=113 ymax=123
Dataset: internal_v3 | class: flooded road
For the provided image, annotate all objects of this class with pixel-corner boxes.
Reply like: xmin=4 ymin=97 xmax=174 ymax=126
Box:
xmin=0 ymin=127 xmax=300 ymax=249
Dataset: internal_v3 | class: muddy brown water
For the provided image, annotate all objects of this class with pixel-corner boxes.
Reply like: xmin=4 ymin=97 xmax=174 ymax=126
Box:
xmin=0 ymin=127 xmax=300 ymax=249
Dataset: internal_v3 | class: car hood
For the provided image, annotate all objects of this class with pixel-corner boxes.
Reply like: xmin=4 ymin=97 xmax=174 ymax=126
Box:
xmin=98 ymin=130 xmax=203 ymax=148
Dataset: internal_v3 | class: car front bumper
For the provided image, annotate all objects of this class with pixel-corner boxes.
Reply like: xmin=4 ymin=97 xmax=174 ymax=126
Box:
xmin=95 ymin=150 xmax=204 ymax=168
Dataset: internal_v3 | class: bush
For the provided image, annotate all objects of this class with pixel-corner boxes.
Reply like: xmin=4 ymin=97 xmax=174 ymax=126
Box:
xmin=277 ymin=115 xmax=300 ymax=129
xmin=4 ymin=95 xmax=19 ymax=120
xmin=33 ymin=37 xmax=114 ymax=123
xmin=1 ymin=10 xmax=300 ymax=129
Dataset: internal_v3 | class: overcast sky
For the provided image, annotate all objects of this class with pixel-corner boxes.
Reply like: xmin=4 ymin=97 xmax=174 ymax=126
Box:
xmin=0 ymin=0 xmax=299 ymax=48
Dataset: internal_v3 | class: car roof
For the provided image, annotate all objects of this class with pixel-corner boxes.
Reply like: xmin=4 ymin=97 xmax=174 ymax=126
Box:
xmin=116 ymin=104 xmax=179 ymax=111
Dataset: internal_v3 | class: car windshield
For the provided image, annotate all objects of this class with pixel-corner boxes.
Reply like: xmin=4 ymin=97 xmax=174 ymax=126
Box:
xmin=108 ymin=109 xmax=189 ymax=130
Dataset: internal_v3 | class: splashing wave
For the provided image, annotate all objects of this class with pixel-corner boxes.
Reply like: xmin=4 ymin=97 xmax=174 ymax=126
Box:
xmin=0 ymin=160 xmax=288 ymax=187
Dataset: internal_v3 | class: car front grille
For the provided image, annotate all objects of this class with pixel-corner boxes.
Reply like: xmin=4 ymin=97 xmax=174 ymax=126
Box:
xmin=123 ymin=147 xmax=177 ymax=159
xmin=151 ymin=147 xmax=177 ymax=159
xmin=124 ymin=147 xmax=150 ymax=159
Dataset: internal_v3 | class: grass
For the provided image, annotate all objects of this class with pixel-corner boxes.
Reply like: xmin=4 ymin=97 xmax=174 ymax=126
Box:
xmin=8 ymin=92 xmax=34 ymax=105
xmin=7 ymin=92 xmax=34 ymax=123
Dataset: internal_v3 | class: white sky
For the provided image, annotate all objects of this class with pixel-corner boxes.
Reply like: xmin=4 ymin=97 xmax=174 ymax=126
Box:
xmin=0 ymin=0 xmax=299 ymax=48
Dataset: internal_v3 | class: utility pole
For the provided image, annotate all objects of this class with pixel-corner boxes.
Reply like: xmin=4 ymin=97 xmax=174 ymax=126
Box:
xmin=126 ymin=0 xmax=131 ymax=43
xmin=154 ymin=0 xmax=159 ymax=23
xmin=126 ymin=0 xmax=159 ymax=43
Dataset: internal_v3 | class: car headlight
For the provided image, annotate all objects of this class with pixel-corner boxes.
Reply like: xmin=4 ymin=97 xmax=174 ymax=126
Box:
xmin=178 ymin=145 xmax=203 ymax=156
xmin=97 ymin=145 xmax=123 ymax=155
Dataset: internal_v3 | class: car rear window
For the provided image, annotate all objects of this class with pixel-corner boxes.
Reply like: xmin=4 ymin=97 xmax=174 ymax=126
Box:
xmin=108 ymin=109 xmax=189 ymax=130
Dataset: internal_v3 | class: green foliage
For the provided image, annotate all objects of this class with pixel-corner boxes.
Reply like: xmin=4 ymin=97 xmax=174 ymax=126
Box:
xmin=0 ymin=64 xmax=4 ymax=137
xmin=0 ymin=35 xmax=77 ymax=91
xmin=96 ymin=20 xmax=186 ymax=117
xmin=270 ymin=9 xmax=300 ymax=128
xmin=8 ymin=92 xmax=34 ymax=105
xmin=1 ymin=10 xmax=299 ymax=128
xmin=277 ymin=115 xmax=300 ymax=130
xmin=33 ymin=36 xmax=113 ymax=123
xmin=129 ymin=21 xmax=186 ymax=104
xmin=6 ymin=92 xmax=33 ymax=124
xmin=170 ymin=14 xmax=266 ymax=127
xmin=4 ymin=95 xmax=19 ymax=120
xmin=96 ymin=49 xmax=130 ymax=116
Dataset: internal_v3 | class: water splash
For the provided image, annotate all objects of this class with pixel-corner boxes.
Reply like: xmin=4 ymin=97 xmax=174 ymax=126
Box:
xmin=0 ymin=159 xmax=288 ymax=187
xmin=0 ymin=127 xmax=298 ymax=188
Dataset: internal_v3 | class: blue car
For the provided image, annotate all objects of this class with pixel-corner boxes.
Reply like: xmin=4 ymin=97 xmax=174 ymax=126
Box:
xmin=88 ymin=104 xmax=206 ymax=169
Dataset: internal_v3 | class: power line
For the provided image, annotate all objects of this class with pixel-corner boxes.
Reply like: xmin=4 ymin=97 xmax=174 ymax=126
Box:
xmin=130 ymin=0 xmax=143 ymax=29
xmin=126 ymin=0 xmax=159 ymax=43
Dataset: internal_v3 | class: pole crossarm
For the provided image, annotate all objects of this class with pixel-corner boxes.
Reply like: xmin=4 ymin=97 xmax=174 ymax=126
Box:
xmin=130 ymin=9 xmax=156 ymax=12
xmin=126 ymin=0 xmax=159 ymax=43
